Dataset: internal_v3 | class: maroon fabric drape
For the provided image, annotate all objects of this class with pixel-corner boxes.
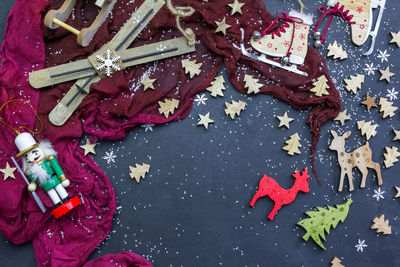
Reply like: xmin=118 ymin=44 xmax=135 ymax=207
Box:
xmin=0 ymin=0 xmax=339 ymax=266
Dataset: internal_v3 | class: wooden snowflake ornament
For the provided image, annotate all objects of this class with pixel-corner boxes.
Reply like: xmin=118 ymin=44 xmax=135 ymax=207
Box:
xmin=371 ymin=214 xmax=391 ymax=235
xmin=327 ymin=41 xmax=347 ymax=60
xmin=357 ymin=120 xmax=377 ymax=140
xmin=383 ymin=146 xmax=400 ymax=168
xmin=129 ymin=163 xmax=150 ymax=183
xmin=250 ymin=169 xmax=310 ymax=220
xmin=158 ymin=98 xmax=179 ymax=118
xmin=224 ymin=100 xmax=246 ymax=119
xmin=283 ymin=133 xmax=301 ymax=156
xmin=206 ymin=75 xmax=226 ymax=97
xmin=310 ymin=75 xmax=329 ymax=97
xmin=331 ymin=257 xmax=345 ymax=267
xmin=244 ymin=74 xmax=263 ymax=94
xmin=379 ymin=97 xmax=398 ymax=118
xmin=297 ymin=198 xmax=353 ymax=250
xmin=344 ymin=74 xmax=364 ymax=94
xmin=181 ymin=59 xmax=202 ymax=78
xmin=329 ymin=130 xmax=383 ymax=191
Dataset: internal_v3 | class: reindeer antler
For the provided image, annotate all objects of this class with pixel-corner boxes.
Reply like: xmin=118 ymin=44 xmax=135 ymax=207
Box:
xmin=292 ymin=168 xmax=310 ymax=179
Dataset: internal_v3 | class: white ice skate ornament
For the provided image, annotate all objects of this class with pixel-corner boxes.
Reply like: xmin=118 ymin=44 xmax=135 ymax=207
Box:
xmin=313 ymin=0 xmax=386 ymax=56
xmin=234 ymin=11 xmax=311 ymax=77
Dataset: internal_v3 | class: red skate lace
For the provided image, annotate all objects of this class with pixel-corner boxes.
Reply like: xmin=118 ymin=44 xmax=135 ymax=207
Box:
xmin=261 ymin=11 xmax=303 ymax=57
xmin=313 ymin=3 xmax=355 ymax=44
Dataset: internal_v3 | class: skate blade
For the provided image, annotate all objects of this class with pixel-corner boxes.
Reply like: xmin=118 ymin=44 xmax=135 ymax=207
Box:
xmin=363 ymin=0 xmax=386 ymax=56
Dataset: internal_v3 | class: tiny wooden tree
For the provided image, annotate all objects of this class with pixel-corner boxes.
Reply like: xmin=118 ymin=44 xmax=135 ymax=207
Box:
xmin=283 ymin=133 xmax=301 ymax=155
xmin=383 ymin=146 xmax=400 ymax=168
xmin=344 ymin=74 xmax=364 ymax=94
xmin=224 ymin=100 xmax=246 ymax=119
xmin=357 ymin=120 xmax=377 ymax=140
xmin=327 ymin=41 xmax=347 ymax=60
xmin=379 ymin=97 xmax=398 ymax=118
xmin=129 ymin=163 xmax=151 ymax=183
xmin=310 ymin=75 xmax=329 ymax=97
xmin=158 ymin=98 xmax=179 ymax=118
xmin=244 ymin=74 xmax=263 ymax=94
xmin=207 ymin=75 xmax=226 ymax=97
xmin=181 ymin=59 xmax=202 ymax=78
xmin=371 ymin=214 xmax=391 ymax=235
xmin=297 ymin=198 xmax=353 ymax=250
xmin=331 ymin=257 xmax=345 ymax=267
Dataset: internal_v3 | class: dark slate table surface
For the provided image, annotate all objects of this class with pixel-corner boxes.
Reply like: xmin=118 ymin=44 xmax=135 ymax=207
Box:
xmin=1 ymin=0 xmax=400 ymax=266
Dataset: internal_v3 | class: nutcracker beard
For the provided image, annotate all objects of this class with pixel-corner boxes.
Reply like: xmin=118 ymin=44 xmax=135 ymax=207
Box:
xmin=28 ymin=164 xmax=51 ymax=185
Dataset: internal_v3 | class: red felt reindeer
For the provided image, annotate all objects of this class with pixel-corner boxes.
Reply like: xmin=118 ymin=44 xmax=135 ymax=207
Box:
xmin=250 ymin=168 xmax=310 ymax=220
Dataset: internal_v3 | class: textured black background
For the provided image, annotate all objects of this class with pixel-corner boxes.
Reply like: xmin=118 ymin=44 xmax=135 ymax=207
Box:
xmin=1 ymin=0 xmax=400 ymax=266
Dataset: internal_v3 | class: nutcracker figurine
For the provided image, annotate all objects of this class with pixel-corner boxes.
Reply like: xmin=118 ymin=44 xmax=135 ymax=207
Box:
xmin=15 ymin=132 xmax=81 ymax=218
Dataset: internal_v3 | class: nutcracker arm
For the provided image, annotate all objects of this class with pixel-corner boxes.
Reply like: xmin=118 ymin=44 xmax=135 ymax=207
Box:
xmin=48 ymin=156 xmax=65 ymax=178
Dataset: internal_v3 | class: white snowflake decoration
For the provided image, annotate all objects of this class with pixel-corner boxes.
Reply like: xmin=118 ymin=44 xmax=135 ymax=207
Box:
xmin=355 ymin=239 xmax=367 ymax=252
xmin=363 ymin=63 xmax=377 ymax=75
xmin=142 ymin=124 xmax=155 ymax=132
xmin=372 ymin=187 xmax=385 ymax=201
xmin=102 ymin=150 xmax=117 ymax=164
xmin=96 ymin=49 xmax=121 ymax=77
xmin=194 ymin=93 xmax=208 ymax=106
xmin=386 ymin=88 xmax=398 ymax=101
xmin=377 ymin=49 xmax=390 ymax=63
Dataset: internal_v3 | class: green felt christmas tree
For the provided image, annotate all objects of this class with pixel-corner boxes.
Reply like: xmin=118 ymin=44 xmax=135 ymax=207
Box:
xmin=297 ymin=198 xmax=353 ymax=250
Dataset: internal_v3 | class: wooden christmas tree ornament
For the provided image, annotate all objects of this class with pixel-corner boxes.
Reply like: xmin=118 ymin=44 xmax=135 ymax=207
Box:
xmin=379 ymin=97 xmax=398 ymax=118
xmin=181 ymin=59 xmax=202 ymax=78
xmin=283 ymin=133 xmax=301 ymax=155
xmin=327 ymin=41 xmax=347 ymax=60
xmin=357 ymin=120 xmax=377 ymax=140
xmin=297 ymin=198 xmax=353 ymax=250
xmin=250 ymin=169 xmax=310 ymax=220
xmin=129 ymin=163 xmax=150 ymax=183
xmin=29 ymin=0 xmax=196 ymax=126
xmin=371 ymin=214 xmax=391 ymax=235
xmin=331 ymin=257 xmax=345 ymax=267
xmin=310 ymin=75 xmax=329 ymax=97
xmin=206 ymin=75 xmax=226 ymax=97
xmin=344 ymin=74 xmax=364 ymax=94
xmin=329 ymin=130 xmax=382 ymax=192
xmin=244 ymin=74 xmax=263 ymax=94
xmin=224 ymin=100 xmax=246 ymax=119
xmin=158 ymin=98 xmax=179 ymax=118
xmin=383 ymin=146 xmax=400 ymax=168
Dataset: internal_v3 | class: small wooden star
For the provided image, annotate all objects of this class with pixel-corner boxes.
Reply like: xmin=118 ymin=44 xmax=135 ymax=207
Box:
xmin=276 ymin=111 xmax=294 ymax=129
xmin=227 ymin=0 xmax=244 ymax=15
xmin=361 ymin=93 xmax=377 ymax=111
xmin=80 ymin=139 xmax=97 ymax=156
xmin=378 ymin=66 xmax=395 ymax=83
xmin=334 ymin=109 xmax=351 ymax=125
xmin=197 ymin=112 xmax=214 ymax=130
xmin=215 ymin=18 xmax=231 ymax=36
xmin=393 ymin=129 xmax=400 ymax=142
xmin=1 ymin=162 xmax=16 ymax=181
xmin=141 ymin=76 xmax=156 ymax=91
xmin=390 ymin=31 xmax=400 ymax=47
xmin=395 ymin=186 xmax=400 ymax=198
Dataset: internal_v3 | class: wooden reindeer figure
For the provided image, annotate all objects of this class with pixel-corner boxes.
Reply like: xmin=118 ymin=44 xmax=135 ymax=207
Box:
xmin=329 ymin=130 xmax=383 ymax=192
xmin=250 ymin=168 xmax=310 ymax=220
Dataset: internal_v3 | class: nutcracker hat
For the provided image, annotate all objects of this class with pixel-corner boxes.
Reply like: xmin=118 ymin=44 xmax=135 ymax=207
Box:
xmin=15 ymin=132 xmax=39 ymax=157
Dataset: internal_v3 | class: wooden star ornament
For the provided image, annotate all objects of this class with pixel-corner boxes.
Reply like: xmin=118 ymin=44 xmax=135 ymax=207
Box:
xmin=227 ymin=0 xmax=244 ymax=15
xmin=141 ymin=76 xmax=156 ymax=91
xmin=80 ymin=139 xmax=97 ymax=156
xmin=361 ymin=93 xmax=377 ymax=111
xmin=215 ymin=17 xmax=231 ymax=36
xmin=395 ymin=186 xmax=400 ymax=198
xmin=197 ymin=112 xmax=214 ymax=130
xmin=378 ymin=66 xmax=395 ymax=83
xmin=334 ymin=109 xmax=351 ymax=125
xmin=276 ymin=111 xmax=294 ymax=129
xmin=393 ymin=129 xmax=400 ymax=142
xmin=1 ymin=162 xmax=16 ymax=181
xmin=390 ymin=31 xmax=400 ymax=47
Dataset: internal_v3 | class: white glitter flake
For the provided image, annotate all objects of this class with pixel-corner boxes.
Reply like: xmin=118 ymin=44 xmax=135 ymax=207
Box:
xmin=142 ymin=124 xmax=155 ymax=132
xmin=355 ymin=239 xmax=367 ymax=252
xmin=377 ymin=49 xmax=390 ymax=63
xmin=363 ymin=63 xmax=377 ymax=75
xmin=372 ymin=187 xmax=385 ymax=201
xmin=386 ymin=88 xmax=398 ymax=101
xmin=102 ymin=150 xmax=117 ymax=164
xmin=194 ymin=93 xmax=208 ymax=106
xmin=96 ymin=50 xmax=121 ymax=77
